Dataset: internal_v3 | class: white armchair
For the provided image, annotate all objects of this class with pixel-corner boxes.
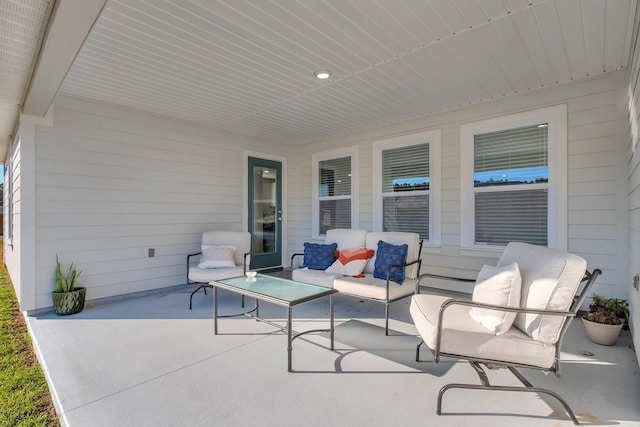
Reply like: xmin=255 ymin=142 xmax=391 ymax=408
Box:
xmin=411 ymin=242 xmax=601 ymax=424
xmin=187 ymin=231 xmax=251 ymax=309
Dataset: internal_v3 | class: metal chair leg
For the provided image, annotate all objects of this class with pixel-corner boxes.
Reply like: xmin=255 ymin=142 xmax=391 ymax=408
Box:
xmin=189 ymin=284 xmax=212 ymax=310
xmin=385 ymin=303 xmax=389 ymax=335
xmin=437 ymin=362 xmax=580 ymax=425
xmin=415 ymin=340 xmax=426 ymax=361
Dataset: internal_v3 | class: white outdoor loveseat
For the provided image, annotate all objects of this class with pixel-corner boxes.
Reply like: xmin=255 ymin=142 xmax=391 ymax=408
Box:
xmin=291 ymin=228 xmax=422 ymax=334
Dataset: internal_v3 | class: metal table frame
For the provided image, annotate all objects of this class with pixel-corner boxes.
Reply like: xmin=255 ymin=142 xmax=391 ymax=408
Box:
xmin=211 ymin=275 xmax=337 ymax=372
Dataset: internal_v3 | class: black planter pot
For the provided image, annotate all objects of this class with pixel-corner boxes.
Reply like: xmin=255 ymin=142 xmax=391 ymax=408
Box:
xmin=51 ymin=287 xmax=86 ymax=316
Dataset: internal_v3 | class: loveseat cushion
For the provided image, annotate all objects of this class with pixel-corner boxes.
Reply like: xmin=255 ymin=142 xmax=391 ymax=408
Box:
xmin=291 ymin=268 xmax=342 ymax=288
xmin=302 ymin=242 xmax=338 ymax=270
xmin=325 ymin=229 xmax=368 ymax=249
xmin=363 ymin=232 xmax=421 ymax=278
xmin=333 ymin=274 xmax=416 ymax=301
xmin=410 ymin=294 xmax=556 ymax=369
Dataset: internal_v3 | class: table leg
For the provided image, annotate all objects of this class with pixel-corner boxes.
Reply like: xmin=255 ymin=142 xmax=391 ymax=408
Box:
xmin=287 ymin=307 xmax=293 ymax=372
xmin=214 ymin=286 xmax=218 ymax=335
xmin=330 ymin=294 xmax=334 ymax=350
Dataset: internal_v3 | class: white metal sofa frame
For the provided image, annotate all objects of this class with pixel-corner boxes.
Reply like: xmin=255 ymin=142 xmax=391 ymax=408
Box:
xmin=413 ymin=257 xmax=601 ymax=424
xmin=186 ymin=231 xmax=252 ymax=310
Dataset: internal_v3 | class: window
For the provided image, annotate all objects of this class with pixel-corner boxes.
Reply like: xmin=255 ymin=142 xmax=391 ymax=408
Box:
xmin=374 ymin=130 xmax=441 ymax=246
xmin=5 ymin=134 xmax=17 ymax=247
xmin=461 ymin=105 xmax=567 ymax=253
xmin=312 ymin=147 xmax=358 ymax=237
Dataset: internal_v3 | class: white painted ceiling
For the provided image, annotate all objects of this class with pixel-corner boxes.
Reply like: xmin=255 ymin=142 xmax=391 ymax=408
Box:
xmin=0 ymin=0 xmax=52 ymax=151
xmin=1 ymin=0 xmax=638 ymax=148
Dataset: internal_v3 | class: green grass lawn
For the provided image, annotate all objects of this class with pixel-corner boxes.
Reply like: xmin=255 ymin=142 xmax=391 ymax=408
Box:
xmin=0 ymin=252 xmax=59 ymax=426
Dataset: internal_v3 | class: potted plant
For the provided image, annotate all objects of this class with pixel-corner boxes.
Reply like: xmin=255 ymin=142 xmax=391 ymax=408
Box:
xmin=581 ymin=293 xmax=628 ymax=345
xmin=51 ymin=255 xmax=86 ymax=316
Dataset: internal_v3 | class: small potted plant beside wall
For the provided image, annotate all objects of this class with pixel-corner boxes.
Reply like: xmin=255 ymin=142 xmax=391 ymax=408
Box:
xmin=581 ymin=293 xmax=628 ymax=346
xmin=51 ymin=255 xmax=86 ymax=316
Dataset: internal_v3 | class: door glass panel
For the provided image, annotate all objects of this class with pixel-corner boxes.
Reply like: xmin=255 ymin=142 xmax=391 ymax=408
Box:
xmin=252 ymin=165 xmax=277 ymax=254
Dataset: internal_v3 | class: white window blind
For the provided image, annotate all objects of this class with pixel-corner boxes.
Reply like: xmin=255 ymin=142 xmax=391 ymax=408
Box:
xmin=474 ymin=124 xmax=548 ymax=246
xmin=319 ymin=156 xmax=351 ymax=234
xmin=381 ymin=143 xmax=429 ymax=239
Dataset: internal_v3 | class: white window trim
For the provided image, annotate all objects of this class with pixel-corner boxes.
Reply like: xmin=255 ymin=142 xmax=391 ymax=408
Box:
xmin=460 ymin=104 xmax=568 ymax=257
xmin=372 ymin=130 xmax=441 ymax=251
xmin=5 ymin=134 xmax=16 ymax=248
xmin=312 ymin=146 xmax=359 ymax=239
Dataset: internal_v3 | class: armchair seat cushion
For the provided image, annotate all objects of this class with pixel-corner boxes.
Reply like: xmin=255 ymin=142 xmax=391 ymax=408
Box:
xmin=334 ymin=275 xmax=417 ymax=301
xmin=188 ymin=266 xmax=245 ymax=283
xmin=410 ymin=294 xmax=556 ymax=369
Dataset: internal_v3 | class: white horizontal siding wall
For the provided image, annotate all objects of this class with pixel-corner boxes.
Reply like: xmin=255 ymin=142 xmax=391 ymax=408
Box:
xmin=292 ymin=71 xmax=629 ymax=297
xmin=4 ymin=118 xmax=38 ymax=311
xmin=626 ymin=6 xmax=640 ymax=364
xmin=32 ymin=96 xmax=290 ymax=310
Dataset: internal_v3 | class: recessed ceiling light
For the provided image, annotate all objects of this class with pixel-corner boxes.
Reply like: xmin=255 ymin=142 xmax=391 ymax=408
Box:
xmin=314 ymin=69 xmax=332 ymax=79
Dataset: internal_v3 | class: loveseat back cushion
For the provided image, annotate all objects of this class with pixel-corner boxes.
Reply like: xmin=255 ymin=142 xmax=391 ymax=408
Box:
xmin=363 ymin=232 xmax=421 ymax=278
xmin=201 ymin=231 xmax=251 ymax=267
xmin=496 ymin=242 xmax=587 ymax=343
xmin=324 ymin=229 xmax=368 ymax=249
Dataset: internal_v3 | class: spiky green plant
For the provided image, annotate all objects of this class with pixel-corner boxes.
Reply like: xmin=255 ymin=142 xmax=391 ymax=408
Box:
xmin=54 ymin=255 xmax=82 ymax=293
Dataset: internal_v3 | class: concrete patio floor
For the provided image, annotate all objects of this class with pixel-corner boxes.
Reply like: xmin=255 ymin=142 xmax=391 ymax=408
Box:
xmin=26 ymin=282 xmax=640 ymax=427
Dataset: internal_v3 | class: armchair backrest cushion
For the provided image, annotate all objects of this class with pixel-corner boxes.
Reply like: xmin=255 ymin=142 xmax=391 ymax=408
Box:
xmin=496 ymin=242 xmax=587 ymax=343
xmin=363 ymin=232 xmax=421 ymax=279
xmin=201 ymin=231 xmax=251 ymax=267
xmin=325 ymin=229 xmax=368 ymax=249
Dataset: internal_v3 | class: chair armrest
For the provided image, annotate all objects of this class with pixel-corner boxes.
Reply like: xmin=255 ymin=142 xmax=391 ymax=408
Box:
xmin=382 ymin=258 xmax=423 ymax=299
xmin=433 ymin=299 xmax=576 ymax=361
xmin=384 ymin=258 xmax=422 ymax=277
xmin=186 ymin=252 xmax=202 ymax=284
xmin=290 ymin=252 xmax=304 ymax=270
xmin=243 ymin=252 xmax=252 ymax=275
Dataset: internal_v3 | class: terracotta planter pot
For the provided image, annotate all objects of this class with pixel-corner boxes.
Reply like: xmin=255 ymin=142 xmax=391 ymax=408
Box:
xmin=582 ymin=317 xmax=623 ymax=346
xmin=52 ymin=287 xmax=86 ymax=316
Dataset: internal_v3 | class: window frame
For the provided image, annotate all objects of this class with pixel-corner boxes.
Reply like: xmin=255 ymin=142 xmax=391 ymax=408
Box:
xmin=312 ymin=146 xmax=359 ymax=239
xmin=460 ymin=104 xmax=567 ymax=256
xmin=373 ymin=130 xmax=441 ymax=250
xmin=5 ymin=133 xmax=17 ymax=248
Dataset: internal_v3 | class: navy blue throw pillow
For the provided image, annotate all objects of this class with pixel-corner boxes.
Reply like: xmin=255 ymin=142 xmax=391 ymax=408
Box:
xmin=302 ymin=242 xmax=338 ymax=270
xmin=373 ymin=240 xmax=408 ymax=285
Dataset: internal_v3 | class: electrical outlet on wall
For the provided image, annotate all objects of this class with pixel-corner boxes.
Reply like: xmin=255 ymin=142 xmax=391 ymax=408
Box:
xmin=148 ymin=248 xmax=155 ymax=257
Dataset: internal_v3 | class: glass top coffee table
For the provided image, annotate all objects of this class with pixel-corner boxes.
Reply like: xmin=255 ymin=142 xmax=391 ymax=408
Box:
xmin=210 ymin=274 xmax=338 ymax=372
